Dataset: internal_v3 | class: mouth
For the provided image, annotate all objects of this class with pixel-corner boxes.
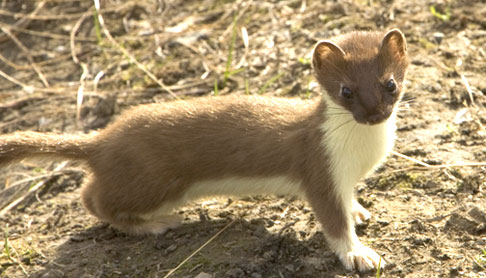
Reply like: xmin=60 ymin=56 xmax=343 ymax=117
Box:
xmin=354 ymin=112 xmax=391 ymax=125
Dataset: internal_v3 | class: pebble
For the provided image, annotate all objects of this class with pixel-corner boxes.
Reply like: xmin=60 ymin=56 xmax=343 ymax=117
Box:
xmin=164 ymin=244 xmax=178 ymax=255
xmin=468 ymin=206 xmax=486 ymax=223
xmin=433 ymin=32 xmax=444 ymax=44
xmin=194 ymin=272 xmax=213 ymax=278
xmin=444 ymin=213 xmax=477 ymax=233
xmin=40 ymin=269 xmax=64 ymax=278
xmin=225 ymin=268 xmax=245 ymax=277
xmin=475 ymin=223 xmax=486 ymax=234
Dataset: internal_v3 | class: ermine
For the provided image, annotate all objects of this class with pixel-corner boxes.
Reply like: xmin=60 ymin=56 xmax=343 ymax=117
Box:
xmin=0 ymin=29 xmax=409 ymax=272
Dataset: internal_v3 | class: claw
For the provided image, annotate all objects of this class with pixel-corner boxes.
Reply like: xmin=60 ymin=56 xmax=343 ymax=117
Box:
xmin=339 ymin=243 xmax=386 ymax=272
xmin=352 ymin=199 xmax=371 ymax=224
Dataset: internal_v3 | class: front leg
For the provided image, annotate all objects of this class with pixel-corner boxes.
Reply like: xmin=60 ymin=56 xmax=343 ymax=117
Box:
xmin=304 ymin=183 xmax=384 ymax=272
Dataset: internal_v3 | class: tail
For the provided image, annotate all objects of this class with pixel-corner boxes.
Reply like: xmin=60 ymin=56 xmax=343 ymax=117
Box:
xmin=0 ymin=131 xmax=95 ymax=166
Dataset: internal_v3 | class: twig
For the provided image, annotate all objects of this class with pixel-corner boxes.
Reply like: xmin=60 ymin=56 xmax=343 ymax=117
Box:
xmin=374 ymin=161 xmax=486 ymax=178
xmin=0 ymin=162 xmax=68 ymax=217
xmin=76 ymin=63 xmax=89 ymax=127
xmin=0 ymin=21 xmax=95 ymax=42
xmin=221 ymin=1 xmax=252 ymax=38
xmin=392 ymin=150 xmax=486 ymax=170
xmin=0 ymin=26 xmax=50 ymax=87
xmin=9 ymin=239 xmax=29 ymax=277
xmin=235 ymin=26 xmax=249 ymax=68
xmin=460 ymin=74 xmax=475 ymax=106
xmin=93 ymin=0 xmax=179 ymax=99
xmin=0 ymin=1 xmax=135 ymax=20
xmin=0 ymin=96 xmax=43 ymax=109
xmin=162 ymin=219 xmax=236 ymax=278
xmin=0 ymin=48 xmax=94 ymax=71
xmin=0 ymin=68 xmax=36 ymax=92
xmin=93 ymin=71 xmax=104 ymax=92
xmin=0 ymin=1 xmax=45 ymax=44
xmin=0 ymin=68 xmax=84 ymax=94
xmin=70 ymin=10 xmax=92 ymax=64
xmin=300 ymin=0 xmax=307 ymax=13
xmin=391 ymin=150 xmax=431 ymax=167
xmin=416 ymin=162 xmax=486 ymax=169
xmin=0 ymin=52 xmax=24 ymax=70
xmin=0 ymin=7 xmax=83 ymax=20
xmin=469 ymin=251 xmax=486 ymax=271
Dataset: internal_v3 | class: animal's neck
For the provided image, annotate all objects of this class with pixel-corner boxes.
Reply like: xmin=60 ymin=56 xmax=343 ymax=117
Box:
xmin=319 ymin=92 xmax=397 ymax=202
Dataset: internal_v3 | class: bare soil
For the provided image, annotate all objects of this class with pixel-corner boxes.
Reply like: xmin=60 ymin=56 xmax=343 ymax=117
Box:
xmin=1 ymin=1 xmax=486 ymax=277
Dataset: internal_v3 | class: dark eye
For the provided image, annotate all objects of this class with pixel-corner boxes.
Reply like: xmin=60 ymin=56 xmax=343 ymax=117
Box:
xmin=340 ymin=86 xmax=353 ymax=99
xmin=386 ymin=79 xmax=397 ymax=92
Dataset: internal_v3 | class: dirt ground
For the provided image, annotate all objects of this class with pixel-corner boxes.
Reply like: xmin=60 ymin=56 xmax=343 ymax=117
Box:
xmin=0 ymin=0 xmax=486 ymax=277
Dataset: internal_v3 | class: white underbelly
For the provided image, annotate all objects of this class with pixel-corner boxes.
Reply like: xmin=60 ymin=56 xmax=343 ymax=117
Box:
xmin=139 ymin=176 xmax=302 ymax=220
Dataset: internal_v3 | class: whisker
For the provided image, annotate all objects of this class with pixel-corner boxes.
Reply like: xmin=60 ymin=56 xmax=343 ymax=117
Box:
xmin=396 ymin=107 xmax=412 ymax=112
xmin=325 ymin=119 xmax=354 ymax=138
xmin=326 ymin=113 xmax=352 ymax=116
xmin=399 ymin=100 xmax=416 ymax=105
xmin=341 ymin=122 xmax=358 ymax=155
xmin=326 ymin=106 xmax=347 ymax=110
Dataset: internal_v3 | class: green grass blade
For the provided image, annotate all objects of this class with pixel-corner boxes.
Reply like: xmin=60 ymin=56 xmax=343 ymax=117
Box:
xmin=430 ymin=5 xmax=450 ymax=21
xmin=214 ymin=79 xmax=219 ymax=96
xmin=223 ymin=13 xmax=238 ymax=87
xmin=257 ymin=73 xmax=283 ymax=95
xmin=92 ymin=9 xmax=103 ymax=44
xmin=376 ymin=257 xmax=382 ymax=278
xmin=3 ymin=224 xmax=11 ymax=260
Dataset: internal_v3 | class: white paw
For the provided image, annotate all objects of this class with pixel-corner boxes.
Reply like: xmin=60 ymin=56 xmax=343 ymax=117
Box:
xmin=352 ymin=200 xmax=371 ymax=225
xmin=138 ymin=218 xmax=182 ymax=235
xmin=338 ymin=244 xmax=385 ymax=272
xmin=119 ymin=214 xmax=182 ymax=235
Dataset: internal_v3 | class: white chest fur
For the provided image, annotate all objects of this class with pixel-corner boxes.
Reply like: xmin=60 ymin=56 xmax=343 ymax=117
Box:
xmin=320 ymin=95 xmax=396 ymax=208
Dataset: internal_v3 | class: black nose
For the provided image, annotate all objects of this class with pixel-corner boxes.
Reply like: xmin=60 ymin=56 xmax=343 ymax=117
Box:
xmin=367 ymin=113 xmax=387 ymax=125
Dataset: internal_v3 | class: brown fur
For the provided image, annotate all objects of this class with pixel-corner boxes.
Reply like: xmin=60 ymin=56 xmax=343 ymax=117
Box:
xmin=82 ymin=97 xmax=330 ymax=228
xmin=0 ymin=29 xmax=409 ymax=271
xmin=313 ymin=29 xmax=409 ymax=124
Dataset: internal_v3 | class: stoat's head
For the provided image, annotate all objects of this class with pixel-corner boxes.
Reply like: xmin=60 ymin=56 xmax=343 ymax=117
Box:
xmin=312 ymin=29 xmax=409 ymax=125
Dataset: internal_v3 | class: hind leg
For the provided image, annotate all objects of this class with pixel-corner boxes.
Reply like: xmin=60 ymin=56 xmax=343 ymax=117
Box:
xmin=80 ymin=176 xmax=182 ymax=235
xmin=80 ymin=176 xmax=101 ymax=218
xmin=111 ymin=214 xmax=183 ymax=235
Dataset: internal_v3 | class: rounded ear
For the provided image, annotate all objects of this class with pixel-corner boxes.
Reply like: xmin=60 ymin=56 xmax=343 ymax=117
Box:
xmin=380 ymin=29 xmax=407 ymax=58
xmin=312 ymin=40 xmax=346 ymax=69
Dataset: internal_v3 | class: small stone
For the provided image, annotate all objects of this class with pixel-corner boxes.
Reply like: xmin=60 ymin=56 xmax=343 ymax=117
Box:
xmin=433 ymin=32 xmax=444 ymax=44
xmin=40 ymin=269 xmax=65 ymax=278
xmin=194 ymin=272 xmax=213 ymax=278
xmin=468 ymin=206 xmax=486 ymax=223
xmin=225 ymin=268 xmax=245 ymax=278
xmin=254 ymin=225 xmax=267 ymax=236
xmin=251 ymin=273 xmax=263 ymax=278
xmin=449 ymin=266 xmax=460 ymax=276
xmin=164 ymin=244 xmax=178 ymax=255
xmin=444 ymin=213 xmax=478 ymax=233
xmin=410 ymin=219 xmax=426 ymax=232
xmin=475 ymin=223 xmax=486 ymax=234
xmin=425 ymin=180 xmax=438 ymax=189
xmin=217 ymin=211 xmax=230 ymax=218
xmin=69 ymin=235 xmax=85 ymax=242
xmin=263 ymin=250 xmax=276 ymax=260
xmin=412 ymin=236 xmax=432 ymax=246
